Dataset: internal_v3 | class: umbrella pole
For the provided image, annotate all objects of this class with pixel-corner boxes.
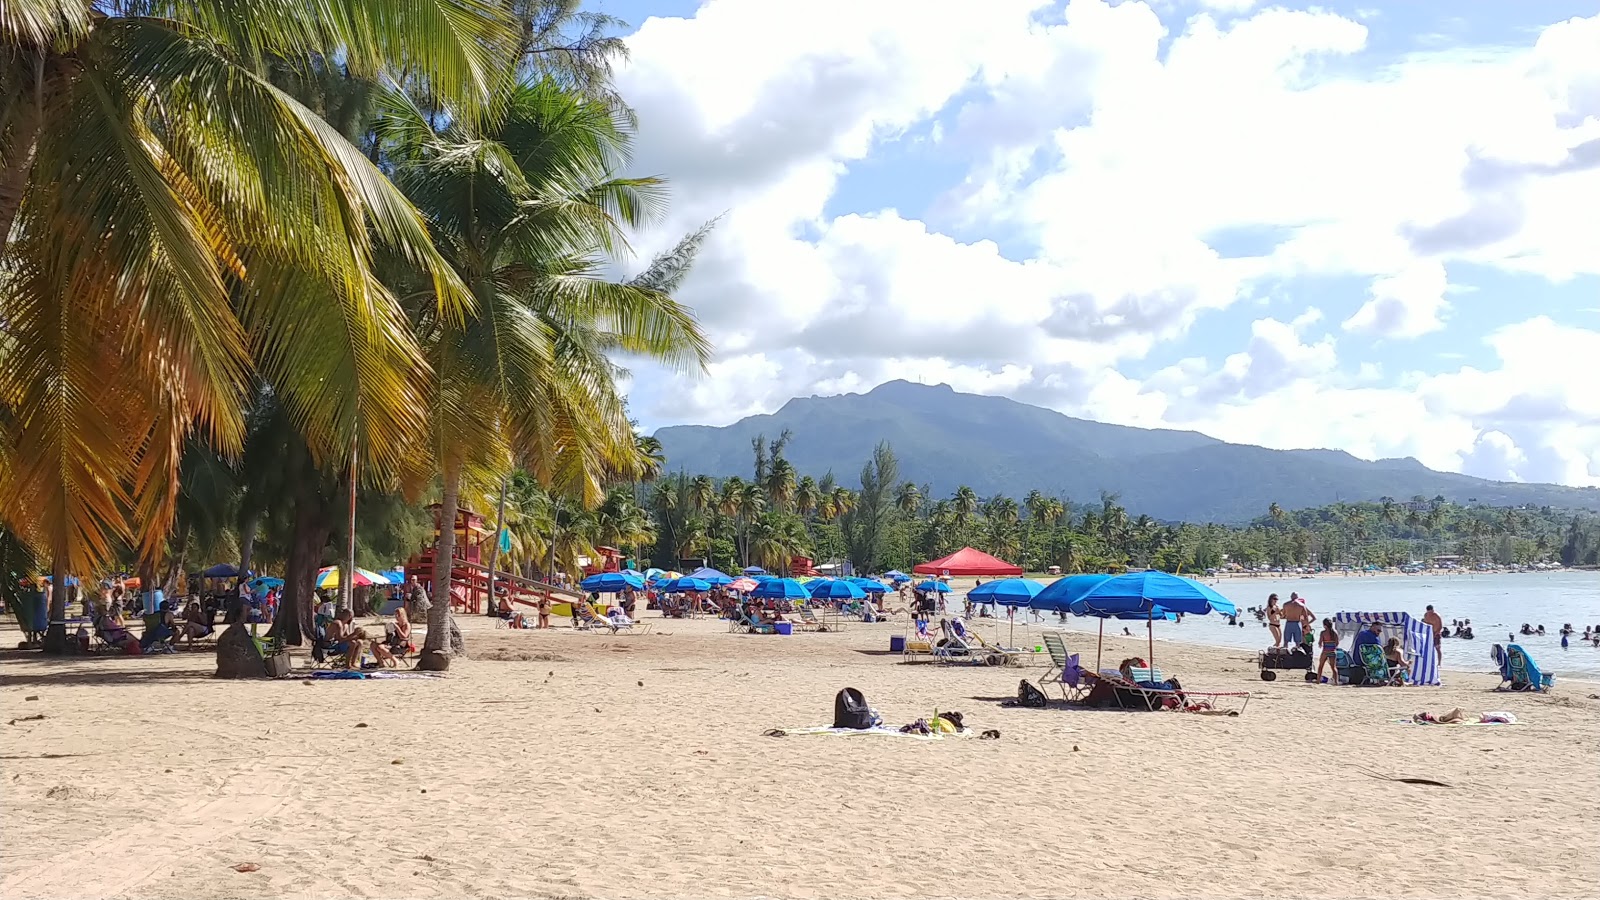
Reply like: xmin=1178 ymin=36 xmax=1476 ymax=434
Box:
xmin=1096 ymin=620 xmax=1104 ymax=671
xmin=1147 ymin=613 xmax=1154 ymax=670
xmin=1008 ymin=607 xmax=1015 ymax=647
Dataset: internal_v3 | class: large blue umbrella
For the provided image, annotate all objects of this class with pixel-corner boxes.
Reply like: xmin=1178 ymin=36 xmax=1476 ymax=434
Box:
xmin=1031 ymin=573 xmax=1113 ymax=612
xmin=580 ymin=571 xmax=645 ymax=593
xmin=201 ymin=563 xmax=239 ymax=578
xmin=884 ymin=570 xmax=909 ymax=579
xmin=1067 ymin=588 xmax=1182 ymax=671
xmin=915 ymin=580 xmax=951 ymax=593
xmin=248 ymin=576 xmax=285 ymax=592
xmin=687 ymin=567 xmax=733 ymax=585
xmin=848 ymin=577 xmax=888 ymax=594
xmin=808 ymin=579 xmax=867 ymax=601
xmin=969 ymin=578 xmax=1044 ymax=644
xmin=742 ymin=566 xmax=767 ymax=575
xmin=658 ymin=576 xmax=711 ymax=593
xmin=750 ymin=578 xmax=810 ymax=600
xmin=1077 ymin=571 xmax=1237 ymax=617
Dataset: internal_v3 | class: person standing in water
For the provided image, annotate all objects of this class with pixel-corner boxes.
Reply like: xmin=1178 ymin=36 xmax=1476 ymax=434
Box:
xmin=1422 ymin=604 xmax=1444 ymax=666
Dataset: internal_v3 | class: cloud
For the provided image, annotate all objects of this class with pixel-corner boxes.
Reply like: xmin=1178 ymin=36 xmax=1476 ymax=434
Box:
xmin=1342 ymin=262 xmax=1450 ymax=338
xmin=612 ymin=2 xmax=1600 ymax=486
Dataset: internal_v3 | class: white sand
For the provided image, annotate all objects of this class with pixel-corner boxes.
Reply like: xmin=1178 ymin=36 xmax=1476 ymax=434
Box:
xmin=3 ymin=603 xmax=1597 ymax=900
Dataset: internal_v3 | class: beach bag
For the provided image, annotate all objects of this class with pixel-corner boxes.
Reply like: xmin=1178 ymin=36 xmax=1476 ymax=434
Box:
xmin=833 ymin=688 xmax=879 ymax=730
xmin=1017 ymin=680 xmax=1048 ymax=709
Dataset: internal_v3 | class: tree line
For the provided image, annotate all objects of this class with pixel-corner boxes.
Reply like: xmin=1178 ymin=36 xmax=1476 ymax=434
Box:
xmin=641 ymin=440 xmax=1600 ymax=574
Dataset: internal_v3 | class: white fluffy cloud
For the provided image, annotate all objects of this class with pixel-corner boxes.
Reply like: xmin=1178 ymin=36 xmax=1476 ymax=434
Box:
xmin=614 ymin=1 xmax=1600 ymax=487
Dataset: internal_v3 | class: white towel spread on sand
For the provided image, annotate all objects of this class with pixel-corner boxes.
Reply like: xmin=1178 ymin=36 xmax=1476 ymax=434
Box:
xmin=774 ymin=726 xmax=970 ymax=740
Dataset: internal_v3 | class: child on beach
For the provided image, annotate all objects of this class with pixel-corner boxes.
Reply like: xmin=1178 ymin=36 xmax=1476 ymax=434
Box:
xmin=1316 ymin=619 xmax=1340 ymax=685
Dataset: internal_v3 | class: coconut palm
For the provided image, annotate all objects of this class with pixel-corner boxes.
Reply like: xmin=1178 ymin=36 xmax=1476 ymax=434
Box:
xmin=795 ymin=476 xmax=820 ymax=520
xmin=895 ymin=482 xmax=922 ymax=517
xmin=1 ymin=0 xmax=512 ymax=648
xmin=764 ymin=456 xmax=797 ymax=512
xmin=378 ymin=75 xmax=710 ymax=663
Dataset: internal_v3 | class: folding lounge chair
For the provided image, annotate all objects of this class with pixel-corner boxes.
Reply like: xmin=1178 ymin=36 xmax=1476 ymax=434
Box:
xmin=958 ymin=623 xmax=1027 ymax=667
xmin=573 ymin=601 xmax=618 ymax=633
xmin=1499 ymin=643 xmax=1554 ymax=692
xmin=1039 ymin=651 xmax=1086 ymax=702
xmin=936 ymin=622 xmax=1000 ymax=666
xmin=1039 ymin=633 xmax=1070 ymax=685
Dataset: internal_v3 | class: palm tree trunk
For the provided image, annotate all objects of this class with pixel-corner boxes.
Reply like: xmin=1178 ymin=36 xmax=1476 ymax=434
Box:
xmin=484 ymin=476 xmax=508 ymax=617
xmin=237 ymin=511 xmax=260 ymax=576
xmin=420 ymin=464 xmax=461 ymax=667
xmin=42 ymin=529 xmax=69 ymax=653
xmin=266 ymin=478 xmax=328 ymax=647
xmin=161 ymin=523 xmax=191 ymax=596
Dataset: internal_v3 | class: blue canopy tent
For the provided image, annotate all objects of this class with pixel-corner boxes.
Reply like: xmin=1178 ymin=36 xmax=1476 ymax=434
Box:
xmin=201 ymin=563 xmax=239 ymax=579
xmin=742 ymin=566 xmax=768 ymax=575
xmin=1031 ymin=574 xmax=1113 ymax=612
xmin=969 ymin=578 xmax=1044 ymax=645
xmin=580 ymin=571 xmax=645 ymax=594
xmin=686 ymin=567 xmax=733 ymax=586
xmin=750 ymin=578 xmax=810 ymax=600
xmin=808 ymin=579 xmax=867 ymax=601
xmin=1074 ymin=572 xmax=1234 ymax=670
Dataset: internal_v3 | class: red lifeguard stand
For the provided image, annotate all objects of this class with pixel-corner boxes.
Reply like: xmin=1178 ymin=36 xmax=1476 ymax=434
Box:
xmin=583 ymin=546 xmax=625 ymax=576
xmin=407 ymin=504 xmax=583 ymax=614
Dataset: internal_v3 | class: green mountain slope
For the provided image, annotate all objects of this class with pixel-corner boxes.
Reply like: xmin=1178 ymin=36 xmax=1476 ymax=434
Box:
xmin=651 ymin=381 xmax=1600 ymax=522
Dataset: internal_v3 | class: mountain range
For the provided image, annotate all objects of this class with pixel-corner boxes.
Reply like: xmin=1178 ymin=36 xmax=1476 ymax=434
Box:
xmin=650 ymin=380 xmax=1600 ymax=523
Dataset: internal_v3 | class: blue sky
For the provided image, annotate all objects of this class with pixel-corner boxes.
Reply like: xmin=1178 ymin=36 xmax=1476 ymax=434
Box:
xmin=592 ymin=0 xmax=1600 ymax=486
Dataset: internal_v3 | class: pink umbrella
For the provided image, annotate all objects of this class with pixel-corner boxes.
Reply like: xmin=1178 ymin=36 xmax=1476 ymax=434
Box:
xmin=728 ymin=577 xmax=758 ymax=592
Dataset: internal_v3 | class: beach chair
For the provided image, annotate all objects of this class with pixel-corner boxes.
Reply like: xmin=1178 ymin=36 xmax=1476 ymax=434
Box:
xmin=955 ymin=620 xmax=1028 ymax=667
xmin=1040 ymin=652 xmax=1087 ymax=702
xmin=796 ymin=606 xmax=831 ymax=632
xmin=1039 ymin=633 xmax=1070 ymax=685
xmin=936 ymin=621 xmax=1000 ymax=666
xmin=902 ymin=619 xmax=935 ymax=658
xmin=1357 ymin=643 xmax=1397 ymax=686
xmin=1499 ymin=643 xmax=1554 ymax=692
xmin=573 ymin=600 xmax=618 ymax=633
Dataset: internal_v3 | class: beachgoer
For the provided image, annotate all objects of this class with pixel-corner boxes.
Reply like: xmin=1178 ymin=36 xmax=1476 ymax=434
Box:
xmin=1383 ymin=637 xmax=1409 ymax=675
xmin=1316 ymin=618 xmax=1340 ymax=685
xmin=326 ymin=609 xmax=391 ymax=668
xmin=1352 ymin=621 xmax=1383 ymax=663
xmin=1281 ymin=593 xmax=1312 ymax=648
xmin=496 ymin=595 xmax=513 ymax=620
xmin=537 ymin=595 xmax=552 ymax=629
xmin=1265 ymin=594 xmax=1282 ymax=647
xmin=1422 ymin=605 xmax=1444 ymax=665
xmin=177 ymin=600 xmax=214 ymax=646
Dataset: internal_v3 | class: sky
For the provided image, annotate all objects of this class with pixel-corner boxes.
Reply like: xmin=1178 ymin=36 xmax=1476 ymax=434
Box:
xmin=591 ymin=0 xmax=1600 ymax=487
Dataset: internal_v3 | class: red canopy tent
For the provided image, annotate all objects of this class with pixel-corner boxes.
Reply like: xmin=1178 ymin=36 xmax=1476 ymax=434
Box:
xmin=913 ymin=547 xmax=1023 ymax=577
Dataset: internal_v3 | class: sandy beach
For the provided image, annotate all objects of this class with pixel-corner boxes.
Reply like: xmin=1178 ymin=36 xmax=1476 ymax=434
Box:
xmin=3 ymin=604 xmax=1598 ymax=900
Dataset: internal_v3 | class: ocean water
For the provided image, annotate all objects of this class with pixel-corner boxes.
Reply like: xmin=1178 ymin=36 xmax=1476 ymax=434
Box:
xmin=1019 ymin=571 xmax=1600 ymax=681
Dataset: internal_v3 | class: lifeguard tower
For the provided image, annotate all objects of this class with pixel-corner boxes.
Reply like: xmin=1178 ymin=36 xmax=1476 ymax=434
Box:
xmin=408 ymin=504 xmax=580 ymax=614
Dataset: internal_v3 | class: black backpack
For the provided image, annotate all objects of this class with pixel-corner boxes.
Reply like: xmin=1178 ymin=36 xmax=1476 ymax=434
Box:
xmin=833 ymin=687 xmax=877 ymax=729
xmin=1017 ymin=679 xmax=1048 ymax=708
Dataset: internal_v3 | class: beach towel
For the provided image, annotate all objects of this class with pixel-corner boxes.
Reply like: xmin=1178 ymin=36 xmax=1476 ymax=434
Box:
xmin=763 ymin=726 xmax=969 ymax=741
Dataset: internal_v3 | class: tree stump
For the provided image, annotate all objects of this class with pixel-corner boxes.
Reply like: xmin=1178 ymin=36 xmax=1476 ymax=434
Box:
xmin=214 ymin=623 xmax=268 ymax=679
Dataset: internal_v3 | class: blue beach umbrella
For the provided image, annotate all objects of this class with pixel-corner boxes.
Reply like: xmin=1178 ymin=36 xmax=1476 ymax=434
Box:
xmin=201 ymin=563 xmax=239 ymax=578
xmin=247 ymin=576 xmax=285 ymax=592
xmin=580 ymin=571 xmax=645 ymax=593
xmin=742 ymin=566 xmax=768 ymax=575
xmin=644 ymin=568 xmax=665 ymax=583
xmin=1031 ymin=574 xmax=1113 ymax=612
xmin=848 ymin=577 xmax=888 ymax=594
xmin=808 ymin=579 xmax=867 ymax=601
xmin=750 ymin=577 xmax=810 ymax=600
xmin=884 ymin=570 xmax=909 ymax=580
xmin=660 ymin=576 xmax=711 ymax=593
xmin=915 ymin=580 xmax=952 ymax=593
xmin=1068 ymin=588 xmax=1181 ymax=671
xmin=969 ymin=578 xmax=1044 ymax=644
xmin=1077 ymin=571 xmax=1237 ymax=617
xmin=687 ymin=567 xmax=734 ymax=585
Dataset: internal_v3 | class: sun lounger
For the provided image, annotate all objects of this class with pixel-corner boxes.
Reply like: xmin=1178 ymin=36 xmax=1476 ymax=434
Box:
xmin=958 ymin=623 xmax=1028 ymax=667
xmin=1498 ymin=643 xmax=1553 ymax=692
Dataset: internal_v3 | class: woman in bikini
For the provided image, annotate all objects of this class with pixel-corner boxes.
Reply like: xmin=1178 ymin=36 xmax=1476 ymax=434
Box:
xmin=1316 ymin=618 xmax=1340 ymax=685
xmin=1266 ymin=594 xmax=1283 ymax=647
xmin=536 ymin=595 xmax=552 ymax=629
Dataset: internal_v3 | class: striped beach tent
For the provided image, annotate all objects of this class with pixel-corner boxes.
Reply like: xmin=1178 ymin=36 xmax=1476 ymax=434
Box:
xmin=1333 ymin=611 xmax=1439 ymax=686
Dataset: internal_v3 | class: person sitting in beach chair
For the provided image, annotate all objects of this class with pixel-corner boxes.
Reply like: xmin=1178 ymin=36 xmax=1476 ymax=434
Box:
xmin=139 ymin=600 xmax=177 ymax=652
xmin=1382 ymin=638 xmax=1412 ymax=685
xmin=573 ymin=599 xmax=617 ymax=632
xmin=322 ymin=609 xmax=396 ymax=669
xmin=175 ymin=599 xmax=215 ymax=647
xmin=608 ymin=605 xmax=634 ymax=629
xmin=1357 ymin=642 xmax=1396 ymax=686
xmin=96 ymin=603 xmax=141 ymax=654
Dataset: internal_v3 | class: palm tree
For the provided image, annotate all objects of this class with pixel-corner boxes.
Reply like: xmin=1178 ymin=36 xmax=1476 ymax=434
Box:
xmin=795 ymin=476 xmax=820 ymax=519
xmin=381 ymin=76 xmax=711 ymax=664
xmin=1 ymin=0 xmax=512 ymax=649
xmin=952 ymin=486 xmax=978 ymax=526
xmin=895 ymin=482 xmax=923 ymax=517
xmin=764 ymin=456 xmax=797 ymax=512
xmin=1268 ymin=502 xmax=1286 ymax=527
xmin=689 ymin=475 xmax=716 ymax=517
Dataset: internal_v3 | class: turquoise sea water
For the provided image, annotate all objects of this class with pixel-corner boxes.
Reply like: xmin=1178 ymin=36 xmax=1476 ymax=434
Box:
xmin=1027 ymin=571 xmax=1600 ymax=681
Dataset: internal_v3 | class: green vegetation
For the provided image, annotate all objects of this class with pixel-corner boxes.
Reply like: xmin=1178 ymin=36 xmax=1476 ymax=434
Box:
xmin=642 ymin=441 xmax=1600 ymax=574
xmin=0 ymin=1 xmax=710 ymax=656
